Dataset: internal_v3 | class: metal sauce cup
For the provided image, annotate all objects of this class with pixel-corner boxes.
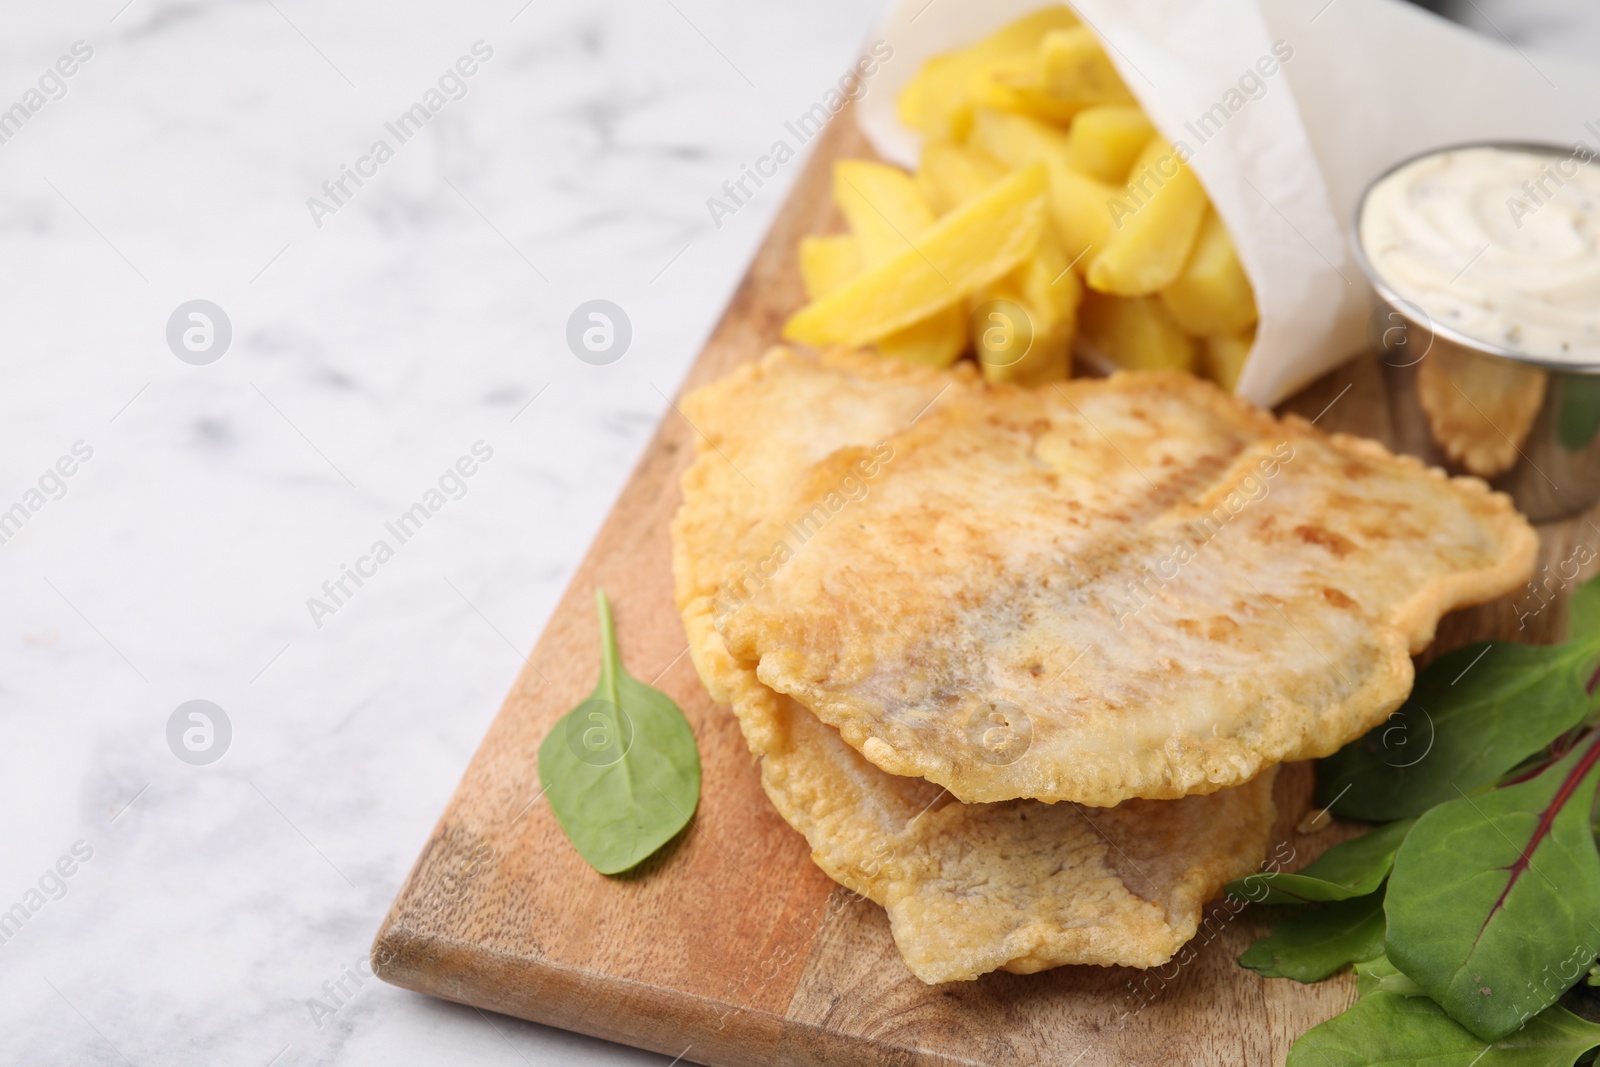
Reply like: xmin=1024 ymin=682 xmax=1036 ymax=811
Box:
xmin=1353 ymin=141 xmax=1600 ymax=523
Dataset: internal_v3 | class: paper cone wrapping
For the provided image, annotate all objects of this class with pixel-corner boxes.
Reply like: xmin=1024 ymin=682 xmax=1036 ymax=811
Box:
xmin=858 ymin=0 xmax=1600 ymax=405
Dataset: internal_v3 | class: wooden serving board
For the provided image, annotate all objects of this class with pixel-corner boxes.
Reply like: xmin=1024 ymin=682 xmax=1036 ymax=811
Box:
xmin=372 ymin=105 xmax=1600 ymax=1066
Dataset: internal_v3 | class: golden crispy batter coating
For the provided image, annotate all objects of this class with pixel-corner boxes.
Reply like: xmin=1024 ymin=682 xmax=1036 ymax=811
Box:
xmin=1417 ymin=346 xmax=1547 ymax=478
xmin=714 ymin=370 xmax=1537 ymax=806
xmin=671 ymin=348 xmax=1276 ymax=982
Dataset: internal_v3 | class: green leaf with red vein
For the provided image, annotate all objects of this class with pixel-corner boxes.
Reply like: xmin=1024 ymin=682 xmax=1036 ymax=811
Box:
xmin=1287 ymin=992 xmax=1600 ymax=1067
xmin=1317 ymin=638 xmax=1600 ymax=821
xmin=1572 ymin=574 xmax=1600 ymax=647
xmin=1384 ymin=731 xmax=1600 ymax=1041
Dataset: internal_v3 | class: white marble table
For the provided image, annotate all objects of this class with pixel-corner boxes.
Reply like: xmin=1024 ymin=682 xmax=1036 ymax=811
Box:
xmin=1 ymin=2 xmax=1591 ymax=1065
xmin=0 ymin=1 xmax=883 ymax=1063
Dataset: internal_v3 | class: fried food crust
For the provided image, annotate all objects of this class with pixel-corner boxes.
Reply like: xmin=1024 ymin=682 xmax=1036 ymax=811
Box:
xmin=1416 ymin=346 xmax=1547 ymax=479
xmin=671 ymin=348 xmax=1276 ymax=982
xmin=715 ymin=369 xmax=1538 ymax=806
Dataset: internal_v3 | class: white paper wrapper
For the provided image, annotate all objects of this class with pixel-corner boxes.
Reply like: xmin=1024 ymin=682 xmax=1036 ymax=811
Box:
xmin=859 ymin=0 xmax=1600 ymax=405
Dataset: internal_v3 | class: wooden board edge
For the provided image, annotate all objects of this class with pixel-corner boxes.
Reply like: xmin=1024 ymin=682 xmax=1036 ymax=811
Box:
xmin=371 ymin=918 xmax=999 ymax=1067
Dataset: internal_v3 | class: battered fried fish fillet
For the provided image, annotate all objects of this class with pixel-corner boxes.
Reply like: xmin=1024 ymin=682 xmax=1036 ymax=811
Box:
xmin=716 ymin=371 xmax=1538 ymax=807
xmin=671 ymin=348 xmax=1276 ymax=983
xmin=1417 ymin=345 xmax=1547 ymax=478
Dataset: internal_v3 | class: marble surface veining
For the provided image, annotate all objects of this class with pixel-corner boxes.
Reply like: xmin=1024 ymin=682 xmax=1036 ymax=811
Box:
xmin=0 ymin=1 xmax=883 ymax=1064
xmin=1 ymin=1 xmax=1594 ymax=1065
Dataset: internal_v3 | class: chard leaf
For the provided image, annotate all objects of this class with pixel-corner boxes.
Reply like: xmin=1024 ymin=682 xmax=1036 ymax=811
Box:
xmin=1572 ymin=575 xmax=1600 ymax=646
xmin=1238 ymin=892 xmax=1387 ymax=983
xmin=1287 ymin=993 xmax=1600 ymax=1067
xmin=1557 ymin=375 xmax=1600 ymax=452
xmin=1226 ymin=820 xmax=1414 ymax=904
xmin=1354 ymin=956 xmax=1426 ymax=999
xmin=1318 ymin=639 xmax=1600 ymax=821
xmin=1385 ymin=733 xmax=1600 ymax=1041
xmin=538 ymin=590 xmax=701 ymax=875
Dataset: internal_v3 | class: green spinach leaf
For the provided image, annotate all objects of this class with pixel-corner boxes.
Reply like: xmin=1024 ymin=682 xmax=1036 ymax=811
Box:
xmin=538 ymin=590 xmax=701 ymax=875
xmin=1226 ymin=820 xmax=1414 ymax=904
xmin=1287 ymin=993 xmax=1600 ymax=1067
xmin=1238 ymin=892 xmax=1387 ymax=983
xmin=1354 ymin=955 xmax=1426 ymax=999
xmin=1385 ymin=733 xmax=1600 ymax=1041
xmin=1557 ymin=375 xmax=1600 ymax=452
xmin=1571 ymin=574 xmax=1600 ymax=647
xmin=1318 ymin=640 xmax=1600 ymax=821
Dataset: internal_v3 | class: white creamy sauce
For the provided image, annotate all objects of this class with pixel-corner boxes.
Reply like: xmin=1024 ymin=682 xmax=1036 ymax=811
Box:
xmin=1359 ymin=145 xmax=1600 ymax=365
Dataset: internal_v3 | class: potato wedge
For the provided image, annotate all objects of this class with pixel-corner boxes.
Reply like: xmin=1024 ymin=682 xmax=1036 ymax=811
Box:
xmin=1158 ymin=209 xmax=1258 ymax=335
xmin=1035 ymin=27 xmax=1134 ymax=108
xmin=836 ymin=161 xmax=976 ymax=367
xmin=1202 ymin=328 xmax=1255 ymax=392
xmin=1015 ymin=226 xmax=1083 ymax=332
xmin=898 ymin=8 xmax=1081 ymax=141
xmin=1049 ymin=166 xmax=1118 ymax=270
xmin=834 ymin=160 xmax=937 ymax=266
xmin=899 ymin=54 xmax=989 ymax=142
xmin=798 ymin=235 xmax=860 ymax=301
xmin=1079 ymin=290 xmax=1196 ymax=373
xmin=972 ymin=227 xmax=1081 ymax=384
xmin=966 ymin=107 xmax=1074 ymax=172
xmin=917 ymin=140 xmax=1006 ymax=215
xmin=965 ymin=108 xmax=1115 ymax=271
xmin=973 ymin=59 xmax=1084 ymax=126
xmin=879 ymin=307 xmax=969 ymax=368
xmin=832 ymin=162 xmax=969 ymax=367
xmin=785 ymin=165 xmax=1049 ymax=347
xmin=1087 ymin=137 xmax=1207 ymax=296
xmin=1068 ymin=105 xmax=1154 ymax=185
xmin=972 ymin=289 xmax=1071 ymax=384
